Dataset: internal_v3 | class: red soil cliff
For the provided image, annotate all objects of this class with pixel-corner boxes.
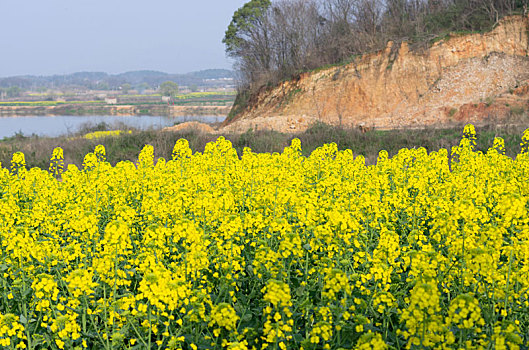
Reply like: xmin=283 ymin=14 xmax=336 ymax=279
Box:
xmin=222 ymin=16 xmax=529 ymax=133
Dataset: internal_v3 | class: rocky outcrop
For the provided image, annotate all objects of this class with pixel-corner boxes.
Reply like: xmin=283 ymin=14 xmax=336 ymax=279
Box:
xmin=222 ymin=16 xmax=529 ymax=133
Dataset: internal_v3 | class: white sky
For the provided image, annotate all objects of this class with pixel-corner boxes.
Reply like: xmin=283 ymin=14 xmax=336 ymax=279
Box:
xmin=0 ymin=0 xmax=247 ymax=76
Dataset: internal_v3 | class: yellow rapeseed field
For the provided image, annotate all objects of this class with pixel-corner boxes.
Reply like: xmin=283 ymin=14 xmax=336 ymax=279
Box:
xmin=83 ymin=130 xmax=133 ymax=140
xmin=0 ymin=125 xmax=528 ymax=349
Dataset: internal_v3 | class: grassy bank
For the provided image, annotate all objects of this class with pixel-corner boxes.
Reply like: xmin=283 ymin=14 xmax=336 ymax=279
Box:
xmin=0 ymin=122 xmax=527 ymax=169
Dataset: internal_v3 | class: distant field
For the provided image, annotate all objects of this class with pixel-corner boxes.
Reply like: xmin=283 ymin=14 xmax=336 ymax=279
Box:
xmin=0 ymin=92 xmax=236 ymax=107
xmin=0 ymin=100 xmax=104 ymax=106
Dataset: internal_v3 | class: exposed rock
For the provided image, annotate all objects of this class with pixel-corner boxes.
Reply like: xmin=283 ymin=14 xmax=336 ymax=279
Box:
xmin=221 ymin=115 xmax=319 ymax=133
xmin=222 ymin=16 xmax=529 ymax=133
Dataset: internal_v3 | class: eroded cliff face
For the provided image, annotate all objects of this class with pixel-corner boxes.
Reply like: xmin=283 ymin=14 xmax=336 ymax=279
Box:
xmin=221 ymin=16 xmax=529 ymax=133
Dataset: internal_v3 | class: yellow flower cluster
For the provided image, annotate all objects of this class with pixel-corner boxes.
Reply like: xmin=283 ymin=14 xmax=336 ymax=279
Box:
xmin=10 ymin=151 xmax=25 ymax=176
xmin=210 ymin=303 xmax=239 ymax=335
xmin=32 ymin=274 xmax=60 ymax=311
xmin=49 ymin=147 xmax=64 ymax=178
xmin=262 ymin=280 xmax=293 ymax=346
xmin=263 ymin=280 xmax=292 ymax=308
xmin=446 ymin=294 xmax=485 ymax=330
xmin=322 ymin=269 xmax=351 ymax=300
xmin=0 ymin=126 xmax=528 ymax=349
xmin=522 ymin=128 xmax=529 ymax=153
xmin=83 ymin=130 xmax=132 ymax=140
xmin=0 ymin=313 xmax=26 ymax=348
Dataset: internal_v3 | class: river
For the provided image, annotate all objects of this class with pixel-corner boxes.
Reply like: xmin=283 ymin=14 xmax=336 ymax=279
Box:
xmin=0 ymin=115 xmax=225 ymax=139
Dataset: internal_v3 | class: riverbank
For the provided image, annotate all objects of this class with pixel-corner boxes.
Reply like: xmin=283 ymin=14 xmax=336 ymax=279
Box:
xmin=1 ymin=122 xmax=526 ymax=170
xmin=0 ymin=104 xmax=231 ymax=116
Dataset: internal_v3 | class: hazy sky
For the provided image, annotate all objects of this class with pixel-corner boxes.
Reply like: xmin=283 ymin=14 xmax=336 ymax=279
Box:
xmin=0 ymin=0 xmax=247 ymax=77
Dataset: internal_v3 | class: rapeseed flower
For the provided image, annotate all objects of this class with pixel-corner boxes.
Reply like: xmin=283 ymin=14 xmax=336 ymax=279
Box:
xmin=0 ymin=126 xmax=527 ymax=348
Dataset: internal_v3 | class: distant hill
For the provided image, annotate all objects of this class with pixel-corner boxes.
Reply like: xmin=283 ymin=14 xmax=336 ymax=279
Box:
xmin=0 ymin=69 xmax=235 ymax=91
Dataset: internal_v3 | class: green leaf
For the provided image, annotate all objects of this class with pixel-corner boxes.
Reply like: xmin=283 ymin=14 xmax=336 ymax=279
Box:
xmin=241 ymin=313 xmax=253 ymax=322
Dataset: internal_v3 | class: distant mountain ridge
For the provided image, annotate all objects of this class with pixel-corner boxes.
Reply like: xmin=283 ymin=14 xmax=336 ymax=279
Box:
xmin=0 ymin=69 xmax=234 ymax=90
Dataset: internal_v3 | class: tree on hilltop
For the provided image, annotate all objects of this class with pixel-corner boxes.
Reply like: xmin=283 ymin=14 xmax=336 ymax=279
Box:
xmin=223 ymin=0 xmax=272 ymax=57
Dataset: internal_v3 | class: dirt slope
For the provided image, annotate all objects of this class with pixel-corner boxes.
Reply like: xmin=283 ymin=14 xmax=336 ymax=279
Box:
xmin=221 ymin=16 xmax=529 ymax=133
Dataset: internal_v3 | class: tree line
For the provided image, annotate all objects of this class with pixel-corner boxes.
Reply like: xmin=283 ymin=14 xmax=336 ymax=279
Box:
xmin=0 ymin=70 xmax=234 ymax=92
xmin=224 ymin=0 xmax=528 ymax=94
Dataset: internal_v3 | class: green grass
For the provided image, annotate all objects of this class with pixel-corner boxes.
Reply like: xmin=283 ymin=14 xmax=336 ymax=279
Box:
xmin=174 ymin=91 xmax=236 ymax=99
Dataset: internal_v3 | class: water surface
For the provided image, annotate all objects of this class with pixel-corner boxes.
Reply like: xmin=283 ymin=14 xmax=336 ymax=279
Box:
xmin=0 ymin=115 xmax=224 ymax=139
